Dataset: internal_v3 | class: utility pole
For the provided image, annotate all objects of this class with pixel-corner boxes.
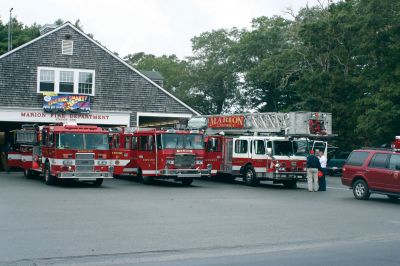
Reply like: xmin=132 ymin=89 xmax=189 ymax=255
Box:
xmin=8 ymin=8 xmax=13 ymax=51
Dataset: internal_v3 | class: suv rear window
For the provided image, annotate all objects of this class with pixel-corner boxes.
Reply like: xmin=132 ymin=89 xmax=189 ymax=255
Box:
xmin=346 ymin=151 xmax=370 ymax=166
xmin=369 ymin=153 xmax=389 ymax=168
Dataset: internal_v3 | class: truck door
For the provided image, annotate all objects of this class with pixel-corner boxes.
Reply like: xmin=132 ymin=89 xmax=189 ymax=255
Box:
xmin=137 ymin=134 xmax=157 ymax=176
xmin=366 ymin=153 xmax=392 ymax=191
xmin=232 ymin=138 xmax=250 ymax=175
xmin=222 ymin=137 xmax=233 ymax=173
xmin=251 ymin=139 xmax=268 ymax=174
xmin=205 ymin=136 xmax=223 ymax=175
xmin=388 ymin=154 xmax=400 ymax=192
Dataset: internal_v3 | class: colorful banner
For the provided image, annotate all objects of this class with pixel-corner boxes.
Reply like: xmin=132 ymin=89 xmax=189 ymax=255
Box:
xmin=43 ymin=94 xmax=90 ymax=113
xmin=208 ymin=115 xmax=245 ymax=129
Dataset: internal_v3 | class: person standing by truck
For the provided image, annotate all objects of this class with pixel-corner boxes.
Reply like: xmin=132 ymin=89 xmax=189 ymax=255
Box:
xmin=306 ymin=150 xmax=321 ymax=192
xmin=318 ymin=150 xmax=327 ymax=191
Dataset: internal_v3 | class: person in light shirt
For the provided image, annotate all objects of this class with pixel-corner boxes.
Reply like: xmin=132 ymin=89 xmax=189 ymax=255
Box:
xmin=318 ymin=150 xmax=327 ymax=191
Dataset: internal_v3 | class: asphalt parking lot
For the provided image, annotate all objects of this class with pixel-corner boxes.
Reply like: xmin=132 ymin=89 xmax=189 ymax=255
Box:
xmin=1 ymin=171 xmax=400 ymax=265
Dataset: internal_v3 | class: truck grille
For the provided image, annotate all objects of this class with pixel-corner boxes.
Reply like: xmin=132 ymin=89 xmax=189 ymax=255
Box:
xmin=75 ymin=153 xmax=95 ymax=172
xmin=175 ymin=154 xmax=195 ymax=168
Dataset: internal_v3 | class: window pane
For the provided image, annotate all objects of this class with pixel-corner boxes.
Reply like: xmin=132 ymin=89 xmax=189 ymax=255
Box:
xmin=60 ymin=71 xmax=74 ymax=93
xmin=40 ymin=70 xmax=54 ymax=82
xmin=235 ymin=140 xmax=247 ymax=154
xmin=369 ymin=153 xmax=389 ymax=169
xmin=346 ymin=151 xmax=370 ymax=166
xmin=389 ymin=154 xmax=400 ymax=170
xmin=40 ymin=69 xmax=55 ymax=92
xmin=79 ymin=72 xmax=93 ymax=94
xmin=255 ymin=140 xmax=265 ymax=155
xmin=40 ymin=82 xmax=55 ymax=92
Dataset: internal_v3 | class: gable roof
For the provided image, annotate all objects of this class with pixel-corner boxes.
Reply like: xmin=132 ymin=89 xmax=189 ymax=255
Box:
xmin=0 ymin=22 xmax=199 ymax=115
xmin=140 ymin=70 xmax=164 ymax=81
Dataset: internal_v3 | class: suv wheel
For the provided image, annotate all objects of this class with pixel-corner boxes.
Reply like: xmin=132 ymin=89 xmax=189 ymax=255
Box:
xmin=353 ymin=179 xmax=370 ymax=200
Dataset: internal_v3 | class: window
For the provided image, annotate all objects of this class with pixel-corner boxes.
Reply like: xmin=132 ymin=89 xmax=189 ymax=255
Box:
xmin=131 ymin=137 xmax=138 ymax=150
xmin=125 ymin=136 xmax=131 ymax=149
xmin=48 ymin=132 xmax=54 ymax=147
xmin=234 ymin=140 xmax=248 ymax=154
xmin=206 ymin=138 xmax=221 ymax=152
xmin=79 ymin=72 xmax=93 ymax=94
xmin=389 ymin=154 xmax=400 ymax=170
xmin=139 ymin=136 xmax=154 ymax=151
xmin=59 ymin=71 xmax=74 ymax=93
xmin=369 ymin=153 xmax=389 ymax=169
xmin=254 ymin=140 xmax=265 ymax=155
xmin=62 ymin=40 xmax=73 ymax=55
xmin=346 ymin=151 xmax=370 ymax=166
xmin=37 ymin=67 xmax=95 ymax=95
xmin=39 ymin=69 xmax=55 ymax=92
xmin=112 ymin=135 xmax=120 ymax=149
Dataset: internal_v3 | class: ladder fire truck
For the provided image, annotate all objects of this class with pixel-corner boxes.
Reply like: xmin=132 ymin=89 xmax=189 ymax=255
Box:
xmin=109 ymin=127 xmax=211 ymax=186
xmin=188 ymin=112 xmax=333 ymax=188
xmin=16 ymin=124 xmax=114 ymax=186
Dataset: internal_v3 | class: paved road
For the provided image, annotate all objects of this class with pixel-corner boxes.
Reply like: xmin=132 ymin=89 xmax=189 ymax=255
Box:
xmin=0 ymin=171 xmax=399 ymax=265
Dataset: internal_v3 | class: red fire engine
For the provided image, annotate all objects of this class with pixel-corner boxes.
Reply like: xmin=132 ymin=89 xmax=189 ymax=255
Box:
xmin=16 ymin=124 xmax=114 ymax=186
xmin=189 ymin=112 xmax=333 ymax=188
xmin=109 ymin=127 xmax=211 ymax=185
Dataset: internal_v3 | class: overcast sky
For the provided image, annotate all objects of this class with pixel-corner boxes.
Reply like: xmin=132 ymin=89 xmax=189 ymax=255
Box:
xmin=1 ymin=0 xmax=321 ymax=59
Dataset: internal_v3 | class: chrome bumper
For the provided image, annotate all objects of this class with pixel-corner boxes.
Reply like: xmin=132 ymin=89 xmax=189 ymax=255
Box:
xmin=58 ymin=171 xmax=113 ymax=179
xmin=159 ymin=168 xmax=210 ymax=178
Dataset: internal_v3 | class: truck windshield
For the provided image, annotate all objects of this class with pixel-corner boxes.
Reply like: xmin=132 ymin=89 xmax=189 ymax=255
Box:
xmin=58 ymin=133 xmax=109 ymax=150
xmin=293 ymin=140 xmax=309 ymax=156
xmin=161 ymin=133 xmax=204 ymax=149
xmin=273 ymin=141 xmax=294 ymax=156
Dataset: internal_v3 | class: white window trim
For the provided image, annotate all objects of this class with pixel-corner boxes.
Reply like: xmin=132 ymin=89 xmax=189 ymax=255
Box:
xmin=37 ymin=67 xmax=95 ymax=96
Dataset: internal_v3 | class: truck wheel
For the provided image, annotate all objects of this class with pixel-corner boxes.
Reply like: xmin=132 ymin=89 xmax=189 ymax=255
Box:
xmin=44 ymin=162 xmax=57 ymax=186
xmin=93 ymin=178 xmax=103 ymax=187
xmin=138 ymin=169 xmax=153 ymax=185
xmin=283 ymin=181 xmax=297 ymax=189
xmin=181 ymin=178 xmax=193 ymax=186
xmin=353 ymin=179 xmax=370 ymax=200
xmin=243 ymin=166 xmax=259 ymax=186
xmin=24 ymin=168 xmax=34 ymax=179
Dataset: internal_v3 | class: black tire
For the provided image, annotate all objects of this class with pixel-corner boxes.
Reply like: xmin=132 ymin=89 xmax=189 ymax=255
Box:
xmin=387 ymin=195 xmax=399 ymax=201
xmin=93 ymin=178 xmax=103 ymax=187
xmin=352 ymin=179 xmax=370 ymax=200
xmin=243 ymin=166 xmax=259 ymax=186
xmin=44 ymin=162 xmax=57 ymax=186
xmin=138 ymin=169 xmax=153 ymax=185
xmin=181 ymin=178 xmax=193 ymax=186
xmin=24 ymin=168 xmax=34 ymax=179
xmin=283 ymin=181 xmax=297 ymax=189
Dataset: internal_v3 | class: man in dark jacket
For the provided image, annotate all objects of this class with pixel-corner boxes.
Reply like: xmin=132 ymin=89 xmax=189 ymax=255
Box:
xmin=306 ymin=150 xmax=321 ymax=192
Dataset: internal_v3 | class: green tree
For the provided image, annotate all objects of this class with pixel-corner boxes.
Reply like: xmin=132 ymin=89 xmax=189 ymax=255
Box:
xmin=0 ymin=17 xmax=40 ymax=55
xmin=124 ymin=52 xmax=192 ymax=102
xmin=188 ymin=28 xmax=241 ymax=114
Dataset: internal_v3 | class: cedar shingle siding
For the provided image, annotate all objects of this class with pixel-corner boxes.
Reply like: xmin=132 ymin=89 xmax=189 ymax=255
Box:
xmin=0 ymin=24 xmax=196 ymax=126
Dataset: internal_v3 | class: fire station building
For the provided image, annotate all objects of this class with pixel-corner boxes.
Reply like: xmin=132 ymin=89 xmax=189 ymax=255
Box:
xmin=0 ymin=22 xmax=198 ymax=144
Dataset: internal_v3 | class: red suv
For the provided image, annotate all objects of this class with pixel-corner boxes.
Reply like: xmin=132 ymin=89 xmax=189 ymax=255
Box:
xmin=341 ymin=149 xmax=400 ymax=200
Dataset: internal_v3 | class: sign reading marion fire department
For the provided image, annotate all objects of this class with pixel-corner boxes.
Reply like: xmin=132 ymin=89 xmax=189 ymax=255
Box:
xmin=43 ymin=94 xmax=90 ymax=113
xmin=208 ymin=115 xmax=245 ymax=129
